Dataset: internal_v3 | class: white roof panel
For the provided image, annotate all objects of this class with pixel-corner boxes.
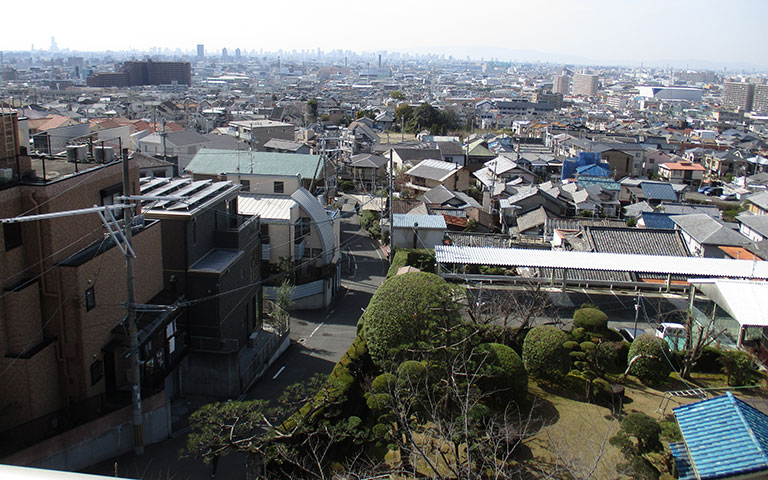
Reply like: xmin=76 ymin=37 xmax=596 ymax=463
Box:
xmin=435 ymin=246 xmax=768 ymax=279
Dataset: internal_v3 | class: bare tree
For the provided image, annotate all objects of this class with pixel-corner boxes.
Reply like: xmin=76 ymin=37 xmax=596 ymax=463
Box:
xmin=466 ymin=282 xmax=561 ymax=343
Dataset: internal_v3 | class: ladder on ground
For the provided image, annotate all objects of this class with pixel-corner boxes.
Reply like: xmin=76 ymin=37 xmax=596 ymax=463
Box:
xmin=657 ymin=388 xmax=708 ymax=416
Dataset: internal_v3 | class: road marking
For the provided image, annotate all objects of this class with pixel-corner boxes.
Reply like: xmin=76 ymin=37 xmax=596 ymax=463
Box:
xmin=309 ymin=321 xmax=326 ymax=338
xmin=272 ymin=366 xmax=286 ymax=379
xmin=297 ymin=337 xmax=306 ymax=344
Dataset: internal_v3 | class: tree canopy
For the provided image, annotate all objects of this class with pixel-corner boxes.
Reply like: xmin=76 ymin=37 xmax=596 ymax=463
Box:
xmin=362 ymin=271 xmax=462 ymax=369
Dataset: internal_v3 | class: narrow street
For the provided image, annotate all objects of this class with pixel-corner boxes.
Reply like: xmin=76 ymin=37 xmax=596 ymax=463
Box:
xmin=83 ymin=214 xmax=387 ymax=479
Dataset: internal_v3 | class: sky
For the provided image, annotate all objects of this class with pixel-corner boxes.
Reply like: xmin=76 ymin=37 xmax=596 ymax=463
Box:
xmin=3 ymin=0 xmax=768 ymax=69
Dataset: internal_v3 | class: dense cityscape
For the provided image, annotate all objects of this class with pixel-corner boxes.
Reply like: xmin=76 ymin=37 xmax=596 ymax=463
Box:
xmin=3 ymin=31 xmax=768 ymax=479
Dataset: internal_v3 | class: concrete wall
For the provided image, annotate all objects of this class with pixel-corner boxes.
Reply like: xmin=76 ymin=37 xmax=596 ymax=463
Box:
xmin=392 ymin=227 xmax=445 ymax=249
xmin=2 ymin=391 xmax=170 ymax=473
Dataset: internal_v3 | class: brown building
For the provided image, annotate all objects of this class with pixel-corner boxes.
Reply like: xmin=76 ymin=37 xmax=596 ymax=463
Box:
xmin=87 ymin=60 xmax=191 ymax=87
xmin=0 ymin=155 xmax=171 ymax=445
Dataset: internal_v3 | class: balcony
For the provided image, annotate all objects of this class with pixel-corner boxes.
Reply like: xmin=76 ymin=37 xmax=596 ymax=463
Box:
xmin=294 ymin=238 xmax=306 ymax=259
xmin=214 ymin=211 xmax=260 ymax=249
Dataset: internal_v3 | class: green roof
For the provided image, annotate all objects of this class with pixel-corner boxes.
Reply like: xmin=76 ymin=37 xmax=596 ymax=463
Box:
xmin=185 ymin=149 xmax=321 ymax=179
xmin=464 ymin=141 xmax=495 ymax=158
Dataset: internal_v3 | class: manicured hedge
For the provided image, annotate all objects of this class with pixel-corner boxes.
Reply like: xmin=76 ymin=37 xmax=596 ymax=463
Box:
xmin=627 ymin=334 xmax=672 ymax=383
xmin=573 ymin=307 xmax=608 ymax=332
xmin=475 ymin=343 xmax=528 ymax=406
xmin=522 ymin=326 xmax=571 ymax=382
xmin=362 ymin=272 xmax=461 ymax=368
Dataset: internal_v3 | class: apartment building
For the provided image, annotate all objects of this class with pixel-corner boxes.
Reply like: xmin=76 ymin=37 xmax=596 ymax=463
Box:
xmin=722 ymin=82 xmax=755 ymax=111
xmin=572 ymin=73 xmax=599 ymax=97
xmin=553 ymin=74 xmax=570 ymax=95
xmin=0 ymin=154 xmax=171 ymax=444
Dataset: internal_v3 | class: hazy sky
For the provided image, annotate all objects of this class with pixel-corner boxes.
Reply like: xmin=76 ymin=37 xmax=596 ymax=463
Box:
xmin=4 ymin=0 xmax=767 ymax=68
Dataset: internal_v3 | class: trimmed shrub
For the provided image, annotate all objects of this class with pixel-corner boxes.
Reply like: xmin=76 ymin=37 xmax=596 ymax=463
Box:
xmin=474 ymin=343 xmax=528 ymax=406
xmin=563 ymin=340 xmax=580 ymax=351
xmin=627 ymin=334 xmax=672 ymax=383
xmin=720 ymin=350 xmax=761 ymax=386
xmin=573 ymin=307 xmax=609 ymax=332
xmin=694 ymin=346 xmax=725 ymax=374
xmin=595 ymin=341 xmax=628 ymax=374
xmin=580 ymin=341 xmax=597 ymax=352
xmin=397 ymin=360 xmax=428 ymax=383
xmin=365 ymin=392 xmax=391 ymax=411
xmin=522 ymin=326 xmax=571 ymax=382
xmin=362 ymin=272 xmax=462 ymax=369
xmin=371 ymin=373 xmax=397 ymax=393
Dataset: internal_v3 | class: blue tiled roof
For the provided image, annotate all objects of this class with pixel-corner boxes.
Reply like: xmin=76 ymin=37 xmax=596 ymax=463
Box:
xmin=669 ymin=442 xmax=695 ymax=480
xmin=576 ymin=163 xmax=612 ymax=177
xmin=641 ymin=182 xmax=678 ymax=201
xmin=641 ymin=212 xmax=677 ymax=230
xmin=673 ymin=392 xmax=768 ymax=479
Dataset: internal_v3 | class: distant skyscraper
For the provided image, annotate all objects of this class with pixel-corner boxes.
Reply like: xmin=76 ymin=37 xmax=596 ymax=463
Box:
xmin=235 ymin=48 xmax=241 ymax=60
xmin=553 ymin=74 xmax=570 ymax=95
xmin=50 ymin=36 xmax=58 ymax=52
xmin=222 ymin=48 xmax=228 ymax=60
xmin=723 ymin=81 xmax=755 ymax=111
xmin=196 ymin=44 xmax=204 ymax=59
xmin=752 ymin=84 xmax=768 ymax=114
xmin=573 ymin=73 xmax=599 ymax=96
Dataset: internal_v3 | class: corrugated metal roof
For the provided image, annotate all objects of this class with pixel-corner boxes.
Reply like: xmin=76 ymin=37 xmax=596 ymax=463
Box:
xmin=673 ymin=392 xmax=768 ymax=479
xmin=237 ymin=195 xmax=296 ymax=221
xmin=692 ymin=279 xmax=768 ymax=327
xmin=392 ymin=214 xmax=447 ymax=230
xmin=185 ymin=148 xmax=320 ymax=179
xmin=434 ymin=245 xmax=768 ymax=279
xmin=189 ymin=249 xmax=242 ymax=273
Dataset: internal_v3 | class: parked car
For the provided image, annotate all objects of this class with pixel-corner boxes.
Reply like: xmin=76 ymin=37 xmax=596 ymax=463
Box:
xmin=697 ymin=186 xmax=712 ymax=194
xmin=720 ymin=193 xmax=738 ymax=201
xmin=705 ymin=187 xmax=723 ymax=197
xmin=655 ymin=322 xmax=687 ymax=351
xmin=620 ymin=327 xmax=646 ymax=342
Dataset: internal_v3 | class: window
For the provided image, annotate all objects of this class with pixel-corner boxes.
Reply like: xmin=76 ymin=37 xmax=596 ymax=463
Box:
xmin=240 ymin=179 xmax=250 ymax=191
xmin=295 ymin=218 xmax=310 ymax=243
xmin=3 ymin=223 xmax=22 ymax=251
xmin=85 ymin=286 xmax=96 ymax=311
xmin=100 ymin=183 xmax=123 ymax=220
xmin=273 ymin=181 xmax=284 ymax=194
xmin=90 ymin=359 xmax=103 ymax=385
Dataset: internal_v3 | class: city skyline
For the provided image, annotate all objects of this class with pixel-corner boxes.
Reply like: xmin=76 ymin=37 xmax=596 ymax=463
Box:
xmin=3 ymin=0 xmax=768 ymax=70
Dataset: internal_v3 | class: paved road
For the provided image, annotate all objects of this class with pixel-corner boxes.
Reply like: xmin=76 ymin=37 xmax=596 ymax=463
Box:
xmin=83 ymin=215 xmax=387 ymax=480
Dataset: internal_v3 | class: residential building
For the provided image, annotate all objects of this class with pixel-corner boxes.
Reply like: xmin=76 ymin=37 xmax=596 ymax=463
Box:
xmin=391 ymin=214 xmax=447 ymax=249
xmin=658 ymin=161 xmax=705 ymax=185
xmin=0 ymin=155 xmax=174 ymax=456
xmin=86 ymin=60 xmax=192 ymax=87
xmin=348 ymin=153 xmax=388 ymax=192
xmin=672 ymin=214 xmax=751 ymax=257
xmin=404 ymin=159 xmax=469 ymax=193
xmin=572 ymin=73 xmax=599 ymax=97
xmin=754 ymin=84 xmax=768 ymax=114
xmin=184 ymin=149 xmax=322 ymax=192
xmin=746 ymin=191 xmax=768 ymax=216
xmin=553 ymin=74 xmax=570 ymax=95
xmin=238 ymin=187 xmax=341 ymax=309
xmin=722 ymin=81 xmax=755 ymax=111
xmin=140 ymin=177 xmax=266 ymax=397
xmin=736 ymin=213 xmax=768 ymax=243
xmin=671 ymin=392 xmax=768 ymax=480
xmin=228 ymin=120 xmax=295 ymax=150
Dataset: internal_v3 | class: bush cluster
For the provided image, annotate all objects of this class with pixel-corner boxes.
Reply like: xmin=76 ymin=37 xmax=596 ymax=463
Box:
xmin=474 ymin=342 xmax=528 ymax=406
xmin=573 ymin=307 xmax=608 ymax=332
xmin=627 ymin=334 xmax=672 ymax=384
xmin=362 ymin=272 xmax=461 ymax=369
xmin=522 ymin=326 xmax=571 ymax=382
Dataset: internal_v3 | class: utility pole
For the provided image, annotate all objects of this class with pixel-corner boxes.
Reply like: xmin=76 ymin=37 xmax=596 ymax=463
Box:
xmin=633 ymin=292 xmax=641 ymax=338
xmin=388 ymin=148 xmax=394 ymax=262
xmin=122 ymin=147 xmax=144 ymax=455
xmin=161 ymin=118 xmax=168 ymax=163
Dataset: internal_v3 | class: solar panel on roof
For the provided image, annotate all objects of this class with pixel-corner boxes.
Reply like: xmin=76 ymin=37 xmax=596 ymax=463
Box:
xmin=140 ymin=177 xmax=170 ymax=194
xmin=142 ymin=178 xmax=191 ymax=198
xmin=151 ymin=180 xmax=211 ymax=209
xmin=167 ymin=182 xmax=232 ymax=211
